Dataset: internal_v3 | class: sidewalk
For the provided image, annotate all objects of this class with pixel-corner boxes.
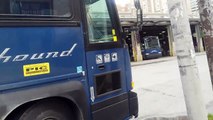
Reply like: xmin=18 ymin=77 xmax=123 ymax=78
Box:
xmin=131 ymin=52 xmax=213 ymax=120
xmin=131 ymin=52 xmax=206 ymax=67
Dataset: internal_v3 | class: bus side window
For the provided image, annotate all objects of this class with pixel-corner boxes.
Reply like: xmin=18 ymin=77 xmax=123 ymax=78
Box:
xmin=0 ymin=0 xmax=72 ymax=17
xmin=0 ymin=1 xmax=10 ymax=14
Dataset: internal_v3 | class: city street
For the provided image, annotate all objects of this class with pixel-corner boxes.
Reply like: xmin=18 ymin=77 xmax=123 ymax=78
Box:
xmin=132 ymin=53 xmax=213 ymax=120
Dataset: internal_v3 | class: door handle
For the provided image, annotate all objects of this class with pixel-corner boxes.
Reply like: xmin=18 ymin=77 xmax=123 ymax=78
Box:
xmin=98 ymin=64 xmax=105 ymax=70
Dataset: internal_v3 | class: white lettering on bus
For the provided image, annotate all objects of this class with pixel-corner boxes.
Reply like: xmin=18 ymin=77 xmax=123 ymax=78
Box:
xmin=0 ymin=43 xmax=77 ymax=63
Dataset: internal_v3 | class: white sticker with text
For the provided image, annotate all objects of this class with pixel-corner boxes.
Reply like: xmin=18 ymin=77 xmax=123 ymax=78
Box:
xmin=111 ymin=53 xmax=118 ymax=62
xmin=104 ymin=53 xmax=111 ymax=63
xmin=96 ymin=54 xmax=103 ymax=64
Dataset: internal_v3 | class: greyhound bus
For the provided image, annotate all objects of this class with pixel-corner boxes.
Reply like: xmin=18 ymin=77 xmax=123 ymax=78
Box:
xmin=142 ymin=36 xmax=162 ymax=60
xmin=0 ymin=0 xmax=140 ymax=120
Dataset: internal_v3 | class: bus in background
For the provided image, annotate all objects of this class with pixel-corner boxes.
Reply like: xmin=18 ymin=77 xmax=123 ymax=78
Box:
xmin=142 ymin=36 xmax=162 ymax=60
xmin=0 ymin=0 xmax=141 ymax=120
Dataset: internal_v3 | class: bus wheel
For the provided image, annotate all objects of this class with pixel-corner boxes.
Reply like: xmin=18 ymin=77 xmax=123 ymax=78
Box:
xmin=18 ymin=100 xmax=74 ymax=120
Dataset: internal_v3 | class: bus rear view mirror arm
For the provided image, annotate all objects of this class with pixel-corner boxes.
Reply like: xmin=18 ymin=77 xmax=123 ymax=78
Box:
xmin=122 ymin=0 xmax=143 ymax=38
xmin=134 ymin=0 xmax=143 ymax=31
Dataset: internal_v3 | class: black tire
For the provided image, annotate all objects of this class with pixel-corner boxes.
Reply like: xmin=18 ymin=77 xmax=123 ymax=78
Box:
xmin=18 ymin=100 xmax=74 ymax=120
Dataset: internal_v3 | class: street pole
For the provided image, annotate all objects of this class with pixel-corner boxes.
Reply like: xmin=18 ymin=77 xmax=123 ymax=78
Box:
xmin=198 ymin=0 xmax=213 ymax=88
xmin=167 ymin=0 xmax=208 ymax=120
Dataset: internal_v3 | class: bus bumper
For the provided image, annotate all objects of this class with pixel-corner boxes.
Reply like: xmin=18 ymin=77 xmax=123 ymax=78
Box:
xmin=144 ymin=53 xmax=162 ymax=59
xmin=91 ymin=91 xmax=138 ymax=120
xmin=129 ymin=91 xmax=138 ymax=117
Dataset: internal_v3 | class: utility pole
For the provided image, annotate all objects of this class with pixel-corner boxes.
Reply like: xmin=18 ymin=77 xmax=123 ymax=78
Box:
xmin=198 ymin=0 xmax=213 ymax=87
xmin=167 ymin=0 xmax=208 ymax=120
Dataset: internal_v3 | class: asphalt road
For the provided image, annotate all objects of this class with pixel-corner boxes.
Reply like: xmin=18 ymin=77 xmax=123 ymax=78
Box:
xmin=132 ymin=53 xmax=213 ymax=120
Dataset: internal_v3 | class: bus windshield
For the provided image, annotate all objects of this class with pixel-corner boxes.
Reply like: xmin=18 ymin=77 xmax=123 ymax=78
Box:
xmin=144 ymin=36 xmax=161 ymax=49
xmin=85 ymin=0 xmax=115 ymax=44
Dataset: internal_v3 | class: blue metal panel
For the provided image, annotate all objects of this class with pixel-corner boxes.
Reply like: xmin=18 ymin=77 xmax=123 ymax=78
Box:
xmin=86 ymin=48 xmax=128 ymax=104
xmin=0 ymin=27 xmax=87 ymax=91
xmin=123 ymin=46 xmax=133 ymax=91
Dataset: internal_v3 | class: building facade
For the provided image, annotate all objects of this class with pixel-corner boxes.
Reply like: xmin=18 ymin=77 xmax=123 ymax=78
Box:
xmin=190 ymin=0 xmax=199 ymax=17
xmin=116 ymin=0 xmax=203 ymax=61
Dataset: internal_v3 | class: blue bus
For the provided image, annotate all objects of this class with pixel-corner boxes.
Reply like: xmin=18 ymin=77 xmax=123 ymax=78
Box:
xmin=0 ymin=0 xmax=139 ymax=120
xmin=142 ymin=36 xmax=162 ymax=59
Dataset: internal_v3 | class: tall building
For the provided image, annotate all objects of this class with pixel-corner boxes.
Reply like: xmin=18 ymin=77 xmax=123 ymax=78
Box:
xmin=142 ymin=0 xmax=168 ymax=18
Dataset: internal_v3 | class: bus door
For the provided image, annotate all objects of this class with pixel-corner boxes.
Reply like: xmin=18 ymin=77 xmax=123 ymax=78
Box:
xmin=83 ymin=0 xmax=129 ymax=119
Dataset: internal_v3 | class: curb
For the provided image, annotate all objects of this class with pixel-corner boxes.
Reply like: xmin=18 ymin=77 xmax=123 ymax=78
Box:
xmin=131 ymin=52 xmax=206 ymax=67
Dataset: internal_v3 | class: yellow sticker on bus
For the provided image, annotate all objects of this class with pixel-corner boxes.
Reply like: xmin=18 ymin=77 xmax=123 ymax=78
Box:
xmin=113 ymin=36 xmax=118 ymax=42
xmin=23 ymin=63 xmax=50 ymax=77
xmin=112 ymin=29 xmax=116 ymax=35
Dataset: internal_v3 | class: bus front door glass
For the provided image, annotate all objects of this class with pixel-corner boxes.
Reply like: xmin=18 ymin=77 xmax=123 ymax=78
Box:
xmin=85 ymin=0 xmax=115 ymax=44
